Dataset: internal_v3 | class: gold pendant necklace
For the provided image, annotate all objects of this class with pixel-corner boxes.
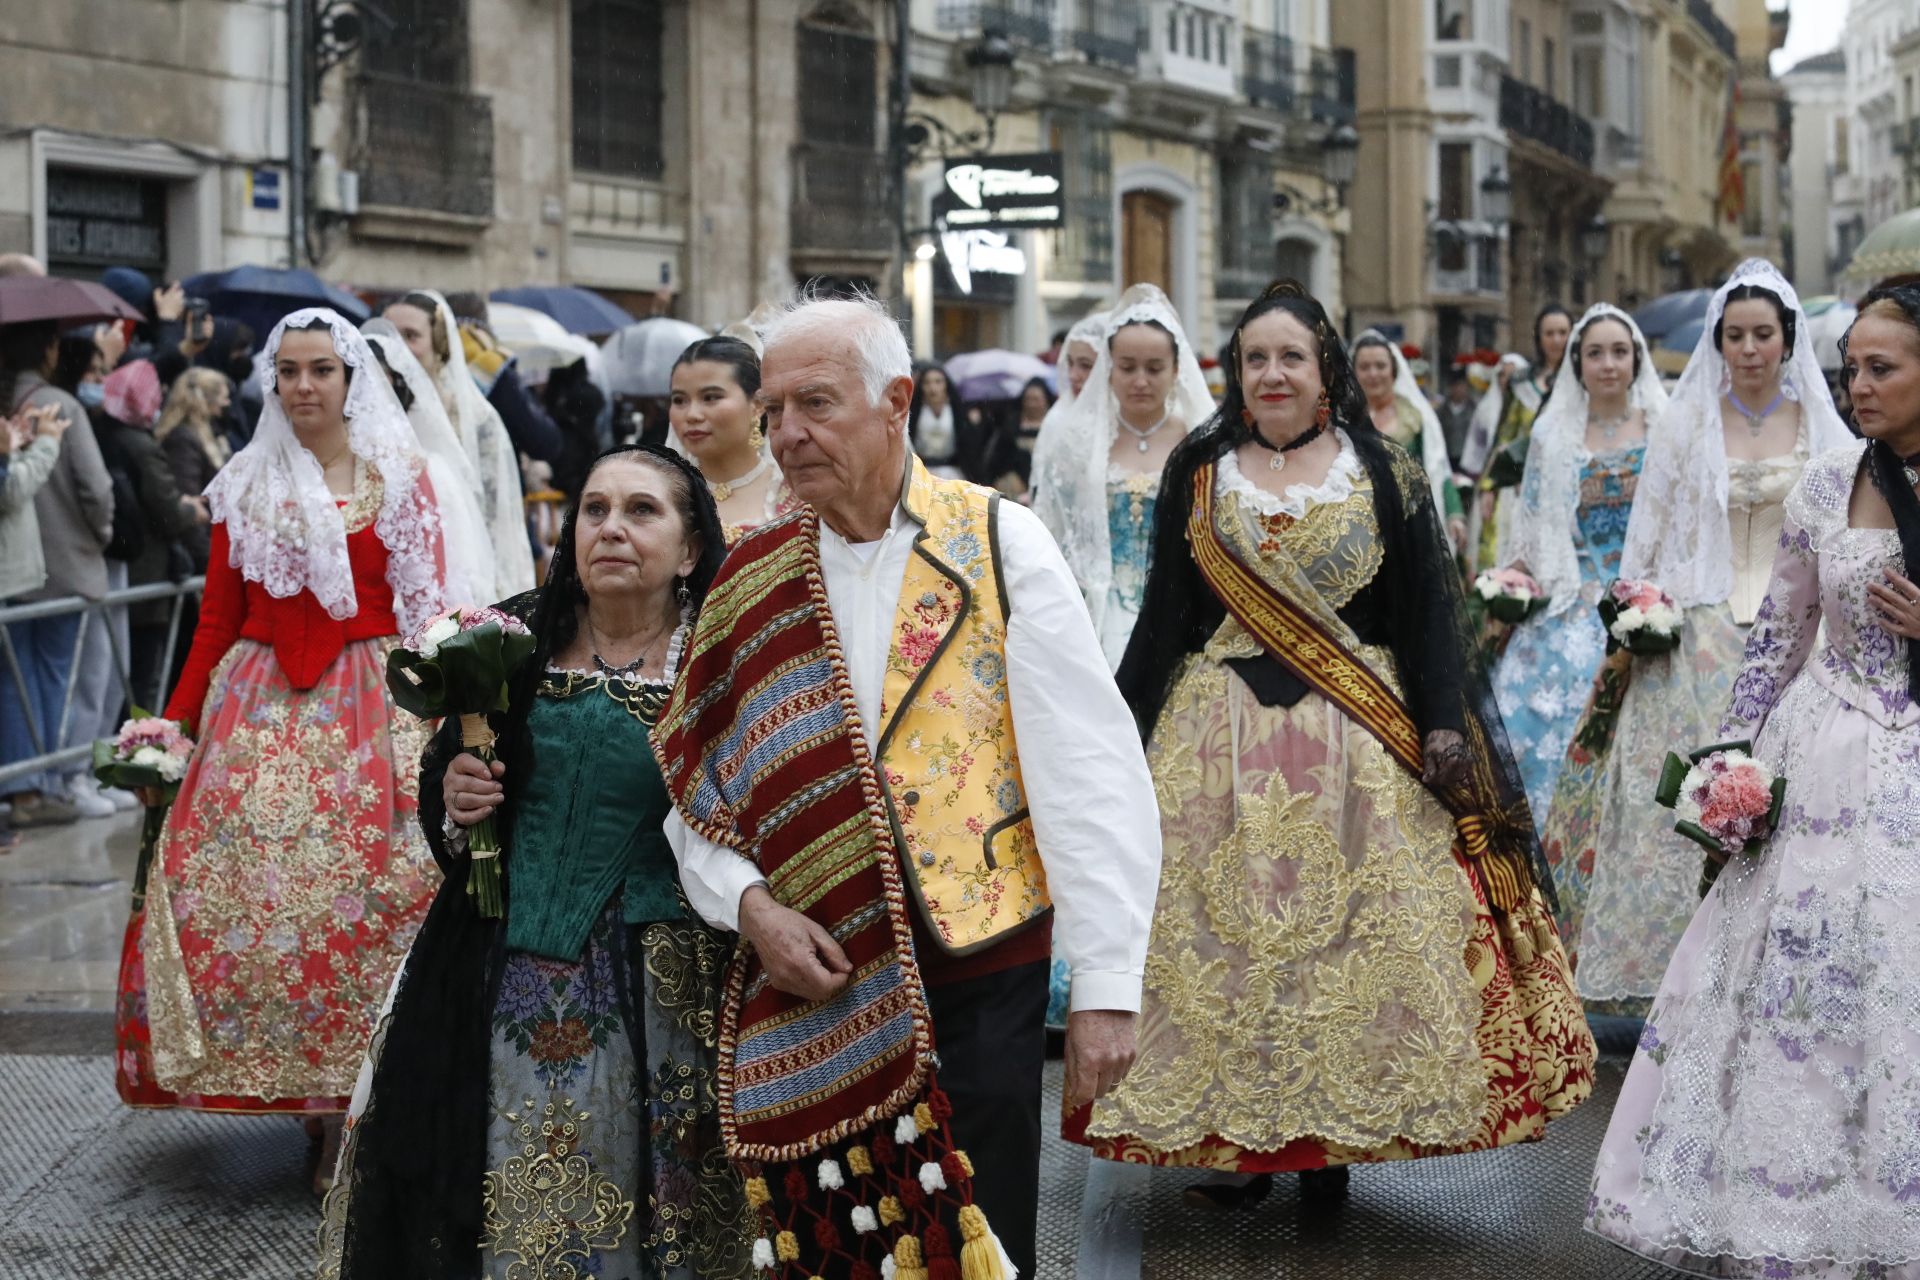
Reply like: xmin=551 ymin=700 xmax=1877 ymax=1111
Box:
xmin=709 ymin=454 xmax=771 ymax=503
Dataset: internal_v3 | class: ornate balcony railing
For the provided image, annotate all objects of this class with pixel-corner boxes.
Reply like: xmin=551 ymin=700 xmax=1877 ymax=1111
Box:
xmin=1068 ymin=0 xmax=1140 ymax=69
xmin=790 ymin=143 xmax=894 ymax=256
xmin=356 ymin=73 xmax=494 ymax=218
xmin=1050 ymin=193 xmax=1113 ymax=284
xmin=1499 ymin=74 xmax=1596 ymax=169
xmin=1242 ymin=31 xmax=1296 ymax=113
xmin=1687 ymin=0 xmax=1737 ymax=61
xmin=937 ymin=0 xmax=1056 ymax=52
xmin=1308 ymin=47 xmax=1356 ymax=125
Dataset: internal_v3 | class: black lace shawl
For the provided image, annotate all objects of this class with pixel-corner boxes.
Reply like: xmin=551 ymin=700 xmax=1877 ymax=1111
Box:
xmin=1114 ymin=415 xmax=1556 ymax=910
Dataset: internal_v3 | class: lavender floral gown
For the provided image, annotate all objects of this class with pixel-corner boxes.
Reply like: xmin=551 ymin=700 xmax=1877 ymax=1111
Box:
xmin=1587 ymin=440 xmax=1920 ymax=1277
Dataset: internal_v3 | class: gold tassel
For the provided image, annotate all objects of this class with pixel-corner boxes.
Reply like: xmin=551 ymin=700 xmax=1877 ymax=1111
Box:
xmin=895 ymin=1235 xmax=929 ymax=1280
xmin=847 ymin=1145 xmax=874 ymax=1176
xmin=744 ymin=1176 xmax=771 ymax=1209
xmin=878 ymin=1195 xmax=905 ymax=1226
xmin=957 ymin=1206 xmax=1009 ymax=1280
xmin=776 ymin=1231 xmax=800 ymax=1263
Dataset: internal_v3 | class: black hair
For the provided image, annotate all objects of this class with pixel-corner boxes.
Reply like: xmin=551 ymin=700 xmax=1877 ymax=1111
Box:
xmin=366 ymin=339 xmax=415 ymax=411
xmin=1533 ymin=304 xmax=1573 ymax=365
xmin=1841 ymin=283 xmax=1920 ymax=701
xmin=1566 ymin=311 xmax=1643 ymax=385
xmin=670 ymin=336 xmax=760 ymax=402
xmin=1218 ymin=280 xmax=1368 ymax=445
xmin=1713 ymin=284 xmax=1797 ymax=361
xmin=0 ymin=322 xmax=62 ymax=410
xmin=51 ymin=334 xmax=99 ymax=395
xmin=1050 ymin=328 xmax=1068 ymax=346
xmin=1109 ymin=316 xmax=1178 ymax=357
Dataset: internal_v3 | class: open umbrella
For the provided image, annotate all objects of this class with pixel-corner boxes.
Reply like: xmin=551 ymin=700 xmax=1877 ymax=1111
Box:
xmin=942 ymin=349 xmax=1055 ymax=403
xmin=487 ymin=302 xmax=595 ymax=378
xmin=1632 ymin=288 xmax=1716 ymax=345
xmin=1842 ymin=208 xmax=1920 ymax=288
xmin=182 ymin=265 xmax=371 ymax=338
xmin=600 ymin=318 xmax=709 ymax=398
xmin=0 ymin=276 xmax=142 ymax=328
xmin=490 ymin=286 xmax=635 ymax=337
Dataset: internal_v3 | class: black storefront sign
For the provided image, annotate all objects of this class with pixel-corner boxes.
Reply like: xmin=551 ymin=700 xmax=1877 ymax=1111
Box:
xmin=45 ymin=168 xmax=169 ymax=274
xmin=935 ymin=152 xmax=1065 ymax=230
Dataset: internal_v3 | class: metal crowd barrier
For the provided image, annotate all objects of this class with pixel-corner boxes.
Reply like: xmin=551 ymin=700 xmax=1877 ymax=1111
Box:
xmin=0 ymin=577 xmax=205 ymax=790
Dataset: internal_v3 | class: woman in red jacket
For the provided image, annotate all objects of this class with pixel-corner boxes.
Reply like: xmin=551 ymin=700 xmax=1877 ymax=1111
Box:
xmin=114 ymin=309 xmax=448 ymax=1193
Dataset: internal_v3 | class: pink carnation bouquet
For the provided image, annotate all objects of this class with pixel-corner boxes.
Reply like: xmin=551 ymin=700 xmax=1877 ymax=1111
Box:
xmin=386 ymin=606 xmax=538 ymax=917
xmin=93 ymin=712 xmax=196 ymax=907
xmin=1599 ymin=578 xmax=1684 ymax=656
xmin=1654 ymin=741 xmax=1786 ymax=859
xmin=1473 ymin=567 xmax=1548 ymax=624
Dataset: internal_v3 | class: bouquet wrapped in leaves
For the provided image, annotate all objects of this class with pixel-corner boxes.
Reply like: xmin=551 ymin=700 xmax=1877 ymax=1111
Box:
xmin=1473 ymin=568 xmax=1549 ymax=625
xmin=1599 ymin=578 xmax=1683 ymax=656
xmin=1655 ymin=740 xmax=1786 ymax=868
xmin=1485 ymin=437 xmax=1529 ymax=489
xmin=386 ymin=607 xmax=538 ymax=917
xmin=93 ymin=712 xmax=194 ymax=909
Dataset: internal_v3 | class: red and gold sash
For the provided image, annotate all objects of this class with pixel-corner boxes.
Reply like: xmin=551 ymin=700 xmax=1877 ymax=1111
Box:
xmin=1187 ymin=466 xmax=1536 ymax=912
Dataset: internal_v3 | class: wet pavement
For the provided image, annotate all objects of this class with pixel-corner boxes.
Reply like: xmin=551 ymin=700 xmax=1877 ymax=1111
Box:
xmin=0 ymin=812 xmax=1666 ymax=1279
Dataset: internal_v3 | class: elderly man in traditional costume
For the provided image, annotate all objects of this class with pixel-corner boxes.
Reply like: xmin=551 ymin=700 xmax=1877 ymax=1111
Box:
xmin=656 ymin=294 xmax=1160 ymax=1280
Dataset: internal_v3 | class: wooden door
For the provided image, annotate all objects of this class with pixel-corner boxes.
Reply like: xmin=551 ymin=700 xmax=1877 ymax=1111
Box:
xmin=1122 ymin=191 xmax=1175 ymax=294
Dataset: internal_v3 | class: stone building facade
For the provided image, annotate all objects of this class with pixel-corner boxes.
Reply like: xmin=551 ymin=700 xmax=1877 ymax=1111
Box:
xmin=0 ymin=0 xmax=294 ymax=285
xmin=904 ymin=0 xmax=1352 ymax=359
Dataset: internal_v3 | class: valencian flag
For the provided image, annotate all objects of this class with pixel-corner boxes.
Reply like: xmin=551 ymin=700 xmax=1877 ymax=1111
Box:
xmin=1718 ymin=81 xmax=1745 ymax=226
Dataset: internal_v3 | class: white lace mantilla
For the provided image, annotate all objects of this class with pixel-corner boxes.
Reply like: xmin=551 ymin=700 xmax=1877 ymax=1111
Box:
xmin=205 ymin=307 xmax=446 ymax=638
xmin=1215 ymin=430 xmax=1362 ymax=520
xmin=1618 ymin=259 xmax=1854 ymax=610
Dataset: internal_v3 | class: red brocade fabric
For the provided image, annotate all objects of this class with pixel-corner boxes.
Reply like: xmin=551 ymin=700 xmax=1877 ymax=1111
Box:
xmin=163 ymin=519 xmax=401 ymax=731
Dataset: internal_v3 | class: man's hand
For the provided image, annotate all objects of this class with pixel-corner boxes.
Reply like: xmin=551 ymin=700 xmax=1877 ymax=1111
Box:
xmin=94 ymin=323 xmax=127 ymax=370
xmin=1064 ymin=1009 xmax=1137 ymax=1111
xmin=738 ymin=884 xmax=852 ymax=1003
xmin=154 ymin=283 xmax=186 ymax=323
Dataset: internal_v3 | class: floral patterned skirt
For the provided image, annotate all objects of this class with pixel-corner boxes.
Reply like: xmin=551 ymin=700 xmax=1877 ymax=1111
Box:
xmin=1545 ymin=603 xmax=1748 ymax=1010
xmin=319 ymin=907 xmax=755 ymax=1280
xmin=1587 ymin=672 xmax=1920 ymax=1277
xmin=1493 ymin=597 xmax=1610 ymax=825
xmin=116 ymin=638 xmax=435 ymax=1112
xmin=1066 ymin=653 xmax=1594 ymax=1171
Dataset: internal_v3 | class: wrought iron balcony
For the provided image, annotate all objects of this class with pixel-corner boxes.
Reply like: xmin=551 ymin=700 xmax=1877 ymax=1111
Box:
xmin=937 ymin=0 xmax=1056 ymax=52
xmin=1498 ymin=74 xmax=1596 ymax=169
xmin=356 ymin=73 xmax=494 ymax=218
xmin=1242 ymin=30 xmax=1296 ymax=113
xmin=1068 ymin=0 xmax=1140 ymax=70
xmin=1049 ymin=194 xmax=1113 ymax=284
xmin=1686 ymin=0 xmax=1737 ymax=61
xmin=790 ymin=143 xmax=895 ymax=257
xmin=1308 ymin=47 xmax=1355 ymax=125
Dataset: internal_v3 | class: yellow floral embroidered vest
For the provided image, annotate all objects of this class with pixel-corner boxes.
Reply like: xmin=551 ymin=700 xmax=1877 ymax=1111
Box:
xmin=876 ymin=460 xmax=1050 ymax=955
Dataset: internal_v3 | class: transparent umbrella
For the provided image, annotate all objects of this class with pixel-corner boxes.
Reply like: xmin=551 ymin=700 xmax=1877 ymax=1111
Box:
xmin=600 ymin=318 xmax=710 ymax=398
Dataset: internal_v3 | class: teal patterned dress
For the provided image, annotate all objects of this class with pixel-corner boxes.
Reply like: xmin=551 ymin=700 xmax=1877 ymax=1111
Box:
xmin=1491 ymin=443 xmax=1646 ymax=823
xmin=477 ymin=670 xmax=753 ymax=1280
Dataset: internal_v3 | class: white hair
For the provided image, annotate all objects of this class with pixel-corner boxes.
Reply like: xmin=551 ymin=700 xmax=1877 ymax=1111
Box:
xmin=759 ymin=290 xmax=913 ymax=412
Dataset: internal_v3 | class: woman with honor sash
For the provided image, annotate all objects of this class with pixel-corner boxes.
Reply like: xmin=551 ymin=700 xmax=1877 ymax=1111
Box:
xmin=318 ymin=444 xmax=753 ymax=1280
xmin=1067 ymin=281 xmax=1594 ymax=1208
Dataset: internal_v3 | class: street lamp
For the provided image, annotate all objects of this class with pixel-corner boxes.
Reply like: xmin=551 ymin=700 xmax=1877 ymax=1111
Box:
xmin=1581 ymin=214 xmax=1610 ymax=264
xmin=1479 ymin=166 xmax=1512 ymax=227
xmin=902 ymin=34 xmax=1018 ymax=166
xmin=1273 ymin=124 xmax=1362 ymax=216
xmin=965 ymin=34 xmax=1015 ymax=121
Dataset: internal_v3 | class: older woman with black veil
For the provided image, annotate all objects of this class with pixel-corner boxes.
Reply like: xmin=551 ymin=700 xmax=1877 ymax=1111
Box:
xmin=319 ymin=443 xmax=754 ymax=1280
xmin=1065 ymin=281 xmax=1593 ymax=1208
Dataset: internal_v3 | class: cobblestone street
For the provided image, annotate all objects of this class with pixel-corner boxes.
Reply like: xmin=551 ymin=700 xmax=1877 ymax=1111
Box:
xmin=1 ymin=812 xmax=1666 ymax=1279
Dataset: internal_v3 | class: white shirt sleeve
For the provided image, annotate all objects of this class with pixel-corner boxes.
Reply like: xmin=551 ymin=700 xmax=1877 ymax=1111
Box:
xmin=996 ymin=500 xmax=1162 ymax=1015
xmin=664 ymin=808 xmax=765 ymax=933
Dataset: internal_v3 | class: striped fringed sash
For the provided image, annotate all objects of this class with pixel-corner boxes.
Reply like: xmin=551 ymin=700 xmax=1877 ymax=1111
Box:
xmin=1186 ymin=465 xmax=1538 ymax=915
xmin=652 ymin=509 xmax=1013 ymax=1280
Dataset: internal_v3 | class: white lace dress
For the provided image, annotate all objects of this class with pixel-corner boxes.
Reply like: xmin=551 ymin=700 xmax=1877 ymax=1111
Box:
xmin=1587 ymin=441 xmax=1920 ymax=1277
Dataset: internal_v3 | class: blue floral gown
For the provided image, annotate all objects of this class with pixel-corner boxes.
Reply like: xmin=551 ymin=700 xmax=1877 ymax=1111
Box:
xmin=1048 ymin=469 xmax=1160 ymax=1030
xmin=1492 ymin=442 xmax=1646 ymax=823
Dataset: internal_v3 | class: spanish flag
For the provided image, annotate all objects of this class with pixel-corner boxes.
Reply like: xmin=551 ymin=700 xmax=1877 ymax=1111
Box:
xmin=1717 ymin=81 xmax=1745 ymax=226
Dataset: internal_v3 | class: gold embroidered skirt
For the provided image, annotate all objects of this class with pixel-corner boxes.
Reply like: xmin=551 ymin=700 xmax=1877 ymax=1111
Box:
xmin=132 ymin=638 xmax=437 ymax=1109
xmin=1067 ymin=650 xmax=1594 ymax=1170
